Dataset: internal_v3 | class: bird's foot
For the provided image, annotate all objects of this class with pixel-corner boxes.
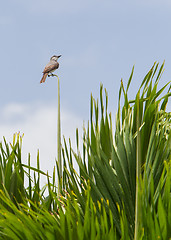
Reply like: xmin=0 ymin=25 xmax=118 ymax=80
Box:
xmin=48 ymin=73 xmax=55 ymax=77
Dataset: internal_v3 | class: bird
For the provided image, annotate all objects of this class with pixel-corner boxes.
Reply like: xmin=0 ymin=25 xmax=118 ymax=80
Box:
xmin=40 ymin=55 xmax=61 ymax=83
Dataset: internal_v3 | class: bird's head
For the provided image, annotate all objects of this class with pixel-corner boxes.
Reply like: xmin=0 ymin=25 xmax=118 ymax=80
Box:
xmin=50 ymin=55 xmax=61 ymax=61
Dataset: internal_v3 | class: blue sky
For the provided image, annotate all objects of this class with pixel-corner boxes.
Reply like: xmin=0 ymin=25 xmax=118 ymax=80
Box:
xmin=0 ymin=0 xmax=171 ymax=181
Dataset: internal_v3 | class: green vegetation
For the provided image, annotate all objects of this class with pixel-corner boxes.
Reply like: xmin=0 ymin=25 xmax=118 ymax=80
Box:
xmin=0 ymin=62 xmax=170 ymax=239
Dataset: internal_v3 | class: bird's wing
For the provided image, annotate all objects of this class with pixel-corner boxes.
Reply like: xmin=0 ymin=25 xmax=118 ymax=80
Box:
xmin=43 ymin=62 xmax=59 ymax=73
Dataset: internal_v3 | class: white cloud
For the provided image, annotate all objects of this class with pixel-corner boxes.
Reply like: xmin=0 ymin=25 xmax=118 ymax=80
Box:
xmin=0 ymin=102 xmax=83 ymax=185
xmin=2 ymin=103 xmax=28 ymax=119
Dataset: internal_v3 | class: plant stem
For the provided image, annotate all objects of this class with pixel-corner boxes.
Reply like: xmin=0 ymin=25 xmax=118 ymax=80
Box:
xmin=134 ymin=91 xmax=141 ymax=240
xmin=57 ymin=75 xmax=62 ymax=195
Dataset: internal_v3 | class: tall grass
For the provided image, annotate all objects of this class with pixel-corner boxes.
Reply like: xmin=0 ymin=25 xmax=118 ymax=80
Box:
xmin=0 ymin=62 xmax=170 ymax=239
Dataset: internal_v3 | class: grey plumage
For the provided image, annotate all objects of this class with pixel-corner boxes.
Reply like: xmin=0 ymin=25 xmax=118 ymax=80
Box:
xmin=40 ymin=55 xmax=61 ymax=83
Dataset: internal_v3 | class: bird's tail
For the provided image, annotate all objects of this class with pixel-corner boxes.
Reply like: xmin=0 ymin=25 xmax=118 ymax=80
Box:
xmin=40 ymin=73 xmax=48 ymax=83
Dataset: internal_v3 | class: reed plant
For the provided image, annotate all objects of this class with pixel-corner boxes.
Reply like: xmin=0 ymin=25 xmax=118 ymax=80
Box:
xmin=0 ymin=62 xmax=170 ymax=239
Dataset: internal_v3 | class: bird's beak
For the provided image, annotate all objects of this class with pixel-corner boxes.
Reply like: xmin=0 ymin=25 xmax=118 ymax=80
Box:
xmin=58 ymin=55 xmax=62 ymax=58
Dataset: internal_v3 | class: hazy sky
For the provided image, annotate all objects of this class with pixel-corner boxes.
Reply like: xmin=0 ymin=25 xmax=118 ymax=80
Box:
xmin=0 ymin=0 xmax=171 ymax=183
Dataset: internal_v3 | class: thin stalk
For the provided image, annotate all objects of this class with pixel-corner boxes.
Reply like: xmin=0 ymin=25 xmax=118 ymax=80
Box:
xmin=41 ymin=73 xmax=62 ymax=195
xmin=134 ymin=91 xmax=141 ymax=240
xmin=57 ymin=75 xmax=62 ymax=195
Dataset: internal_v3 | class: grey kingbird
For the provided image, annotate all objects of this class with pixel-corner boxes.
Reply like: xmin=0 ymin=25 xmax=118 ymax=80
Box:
xmin=40 ymin=55 xmax=61 ymax=83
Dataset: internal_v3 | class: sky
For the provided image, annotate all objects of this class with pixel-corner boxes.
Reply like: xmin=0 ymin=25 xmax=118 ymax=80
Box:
xmin=0 ymin=0 xmax=171 ymax=185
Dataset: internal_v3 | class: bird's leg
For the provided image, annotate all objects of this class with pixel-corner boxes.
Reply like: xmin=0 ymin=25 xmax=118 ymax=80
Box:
xmin=48 ymin=73 xmax=55 ymax=77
